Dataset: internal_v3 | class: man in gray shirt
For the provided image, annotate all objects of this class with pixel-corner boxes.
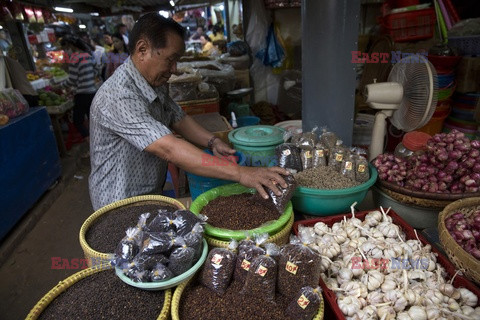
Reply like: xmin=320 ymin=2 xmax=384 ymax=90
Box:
xmin=89 ymin=13 xmax=288 ymax=210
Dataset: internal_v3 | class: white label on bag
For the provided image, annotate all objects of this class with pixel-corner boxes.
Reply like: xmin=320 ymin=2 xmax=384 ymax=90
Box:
xmin=211 ymin=254 xmax=223 ymax=265
xmin=283 ymin=149 xmax=291 ymax=156
xmin=286 ymin=261 xmax=298 ymax=275
xmin=297 ymin=294 xmax=310 ymax=309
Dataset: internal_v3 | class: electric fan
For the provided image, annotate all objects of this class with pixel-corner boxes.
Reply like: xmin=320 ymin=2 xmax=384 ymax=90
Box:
xmin=365 ymin=55 xmax=438 ymax=161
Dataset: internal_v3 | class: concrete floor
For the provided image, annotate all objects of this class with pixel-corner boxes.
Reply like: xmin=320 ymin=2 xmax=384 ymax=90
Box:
xmin=0 ymin=142 xmax=382 ymax=319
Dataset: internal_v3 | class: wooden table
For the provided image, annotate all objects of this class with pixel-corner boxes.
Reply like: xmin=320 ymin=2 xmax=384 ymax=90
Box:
xmin=45 ymin=100 xmax=74 ymax=157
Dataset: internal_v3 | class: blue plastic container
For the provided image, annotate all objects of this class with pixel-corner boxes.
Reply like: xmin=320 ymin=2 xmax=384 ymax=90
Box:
xmin=236 ymin=116 xmax=260 ymax=127
xmin=186 ymin=150 xmax=246 ymax=201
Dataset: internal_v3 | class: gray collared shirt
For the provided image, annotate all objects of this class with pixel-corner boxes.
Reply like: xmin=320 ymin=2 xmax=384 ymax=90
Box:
xmin=89 ymin=57 xmax=185 ymax=210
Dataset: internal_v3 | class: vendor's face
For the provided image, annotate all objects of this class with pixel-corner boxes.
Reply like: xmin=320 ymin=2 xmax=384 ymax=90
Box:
xmin=141 ymin=32 xmax=184 ymax=87
xmin=112 ymin=36 xmax=124 ymax=51
xmin=103 ymin=35 xmax=112 ymax=45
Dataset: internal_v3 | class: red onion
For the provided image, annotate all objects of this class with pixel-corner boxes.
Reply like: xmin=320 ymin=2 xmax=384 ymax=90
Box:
xmin=466 ymin=186 xmax=479 ymax=193
xmin=469 ymin=149 xmax=480 ymax=158
xmin=471 ymin=140 xmax=480 ymax=149
xmin=473 ymin=163 xmax=480 ymax=173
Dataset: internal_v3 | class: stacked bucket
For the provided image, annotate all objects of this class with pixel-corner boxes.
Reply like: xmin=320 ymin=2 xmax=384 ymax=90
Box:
xmin=418 ymin=54 xmax=462 ymax=135
xmin=444 ymin=93 xmax=480 ymax=139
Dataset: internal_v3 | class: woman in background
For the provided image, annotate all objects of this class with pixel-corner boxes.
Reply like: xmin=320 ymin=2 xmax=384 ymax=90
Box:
xmin=105 ymin=33 xmax=129 ymax=79
xmin=61 ymin=35 xmax=97 ymax=156
xmin=199 ymin=35 xmax=219 ymax=57
xmin=209 ymin=24 xmax=225 ymax=42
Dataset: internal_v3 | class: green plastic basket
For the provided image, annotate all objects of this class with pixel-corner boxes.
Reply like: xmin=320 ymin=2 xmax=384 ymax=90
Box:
xmin=189 ymin=183 xmax=293 ymax=240
xmin=292 ymin=164 xmax=378 ymax=216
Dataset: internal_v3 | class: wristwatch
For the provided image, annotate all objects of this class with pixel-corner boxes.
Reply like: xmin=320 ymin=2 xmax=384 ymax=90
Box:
xmin=207 ymin=136 xmax=219 ymax=151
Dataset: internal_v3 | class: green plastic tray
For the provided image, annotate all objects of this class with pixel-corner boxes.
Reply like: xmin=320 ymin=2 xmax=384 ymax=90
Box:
xmin=292 ymin=164 xmax=378 ymax=216
xmin=115 ymin=239 xmax=208 ymax=291
xmin=189 ymin=183 xmax=293 ymax=240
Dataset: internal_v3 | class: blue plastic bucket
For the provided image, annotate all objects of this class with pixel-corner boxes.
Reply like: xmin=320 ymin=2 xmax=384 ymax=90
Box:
xmin=186 ymin=150 xmax=246 ymax=201
xmin=234 ymin=116 xmax=260 ymax=128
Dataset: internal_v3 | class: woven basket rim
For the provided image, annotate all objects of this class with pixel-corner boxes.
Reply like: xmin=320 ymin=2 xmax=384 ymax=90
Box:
xmin=378 ymin=185 xmax=452 ymax=208
xmin=438 ymin=197 xmax=480 ymax=283
xmin=204 ymin=213 xmax=294 ymax=248
xmin=176 ymin=96 xmax=219 ymax=106
xmin=171 ymin=274 xmax=324 ymax=320
xmin=79 ymin=195 xmax=185 ymax=263
xmin=377 ymin=179 xmax=480 ymax=201
xmin=25 ymin=264 xmax=173 ymax=320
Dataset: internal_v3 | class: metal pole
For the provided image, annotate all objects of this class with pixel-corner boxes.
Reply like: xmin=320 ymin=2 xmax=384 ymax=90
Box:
xmin=302 ymin=0 xmax=360 ymax=145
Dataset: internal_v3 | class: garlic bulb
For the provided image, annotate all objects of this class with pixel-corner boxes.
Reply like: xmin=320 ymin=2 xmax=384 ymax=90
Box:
xmin=404 ymin=289 xmax=421 ymax=306
xmin=364 ymin=210 xmax=382 ymax=227
xmin=383 ymin=244 xmax=404 ymax=260
xmin=408 ymin=270 xmax=426 ymax=282
xmin=341 ymin=281 xmax=363 ymax=298
xmin=396 ymin=312 xmax=412 ymax=320
xmin=324 ymin=277 xmax=339 ymax=290
xmin=333 ymin=229 xmax=348 ymax=244
xmin=377 ymin=305 xmax=396 ymax=320
xmin=458 ymin=287 xmax=478 ymax=307
xmin=338 ymin=295 xmax=361 ymax=316
xmin=347 ymin=260 xmax=365 ymax=278
xmin=362 ymin=305 xmax=378 ymax=320
xmin=338 ymin=267 xmax=354 ymax=285
xmin=407 ymin=306 xmax=427 ymax=320
xmin=424 ymin=289 xmax=444 ymax=306
xmin=384 ymin=290 xmax=408 ymax=312
xmin=362 ymin=270 xmax=385 ymax=291
xmin=329 ymin=260 xmax=343 ymax=277
xmin=460 ymin=305 xmax=475 ymax=316
xmin=318 ymin=256 xmax=331 ymax=273
xmin=345 ymin=224 xmax=361 ymax=239
xmin=438 ymin=283 xmax=461 ymax=300
xmin=377 ymin=221 xmax=400 ymax=238
xmin=447 ymin=299 xmax=460 ymax=311
xmin=361 ymin=241 xmax=384 ymax=259
xmin=381 ymin=279 xmax=397 ymax=293
xmin=367 ymin=291 xmax=384 ymax=305
xmin=313 ymin=221 xmax=330 ymax=236
xmin=425 ymin=306 xmax=440 ymax=319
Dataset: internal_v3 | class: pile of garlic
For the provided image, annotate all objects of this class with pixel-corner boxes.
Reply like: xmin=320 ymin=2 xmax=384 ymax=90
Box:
xmin=298 ymin=204 xmax=480 ymax=320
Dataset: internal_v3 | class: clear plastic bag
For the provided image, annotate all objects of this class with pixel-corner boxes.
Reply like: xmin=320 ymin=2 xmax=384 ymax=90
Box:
xmin=147 ymin=210 xmax=176 ymax=233
xmin=150 ymin=263 xmax=174 ymax=282
xmin=240 ymin=243 xmax=279 ymax=302
xmin=168 ymin=242 xmax=196 ymax=276
xmin=285 ymin=286 xmax=323 ymax=320
xmin=132 ymin=252 xmax=169 ymax=271
xmin=319 ymin=127 xmax=339 ymax=150
xmin=200 ymin=240 xmax=238 ymax=296
xmin=340 ymin=150 xmax=356 ymax=181
xmin=297 ymin=127 xmax=318 ymax=150
xmin=328 ymin=140 xmax=345 ymax=171
xmin=300 ymin=149 xmax=313 ymax=171
xmin=140 ymin=232 xmax=174 ymax=255
xmin=0 ymin=88 xmax=29 ymax=119
xmin=250 ymin=174 xmax=297 ymax=214
xmin=312 ymin=142 xmax=327 ymax=168
xmin=113 ymin=227 xmax=143 ymax=266
xmin=173 ymin=210 xmax=205 ymax=236
xmin=234 ymin=233 xmax=268 ymax=282
xmin=276 ymin=143 xmax=302 ymax=173
xmin=355 ymin=149 xmax=370 ymax=183
xmin=184 ymin=223 xmax=205 ymax=260
xmin=277 ymin=231 xmax=322 ymax=300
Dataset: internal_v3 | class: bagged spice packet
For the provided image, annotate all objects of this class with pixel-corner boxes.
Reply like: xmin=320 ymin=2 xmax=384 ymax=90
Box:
xmin=300 ymin=149 xmax=313 ymax=171
xmin=251 ymin=174 xmax=297 ymax=214
xmin=240 ymin=243 xmax=280 ymax=303
xmin=296 ymin=127 xmax=318 ymax=151
xmin=113 ymin=227 xmax=143 ymax=265
xmin=150 ymin=263 xmax=174 ymax=282
xmin=340 ymin=150 xmax=356 ymax=181
xmin=140 ymin=231 xmax=174 ymax=255
xmin=234 ymin=233 xmax=268 ymax=282
xmin=172 ymin=210 xmax=206 ymax=236
xmin=276 ymin=143 xmax=302 ymax=173
xmin=312 ymin=142 xmax=327 ymax=168
xmin=285 ymin=286 xmax=322 ymax=320
xmin=184 ymin=223 xmax=205 ymax=260
xmin=355 ymin=149 xmax=370 ymax=183
xmin=168 ymin=241 xmax=196 ymax=276
xmin=132 ymin=252 xmax=169 ymax=271
xmin=147 ymin=210 xmax=175 ymax=233
xmin=319 ymin=126 xmax=339 ymax=150
xmin=277 ymin=232 xmax=322 ymax=300
xmin=200 ymin=240 xmax=238 ymax=296
xmin=328 ymin=140 xmax=345 ymax=171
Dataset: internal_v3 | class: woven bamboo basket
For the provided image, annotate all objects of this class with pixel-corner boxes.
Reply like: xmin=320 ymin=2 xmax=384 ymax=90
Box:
xmin=203 ymin=213 xmax=294 ymax=248
xmin=79 ymin=195 xmax=185 ymax=267
xmin=438 ymin=197 xmax=480 ymax=284
xmin=25 ymin=264 xmax=172 ymax=320
xmin=378 ymin=185 xmax=453 ymax=208
xmin=171 ymin=276 xmax=324 ymax=320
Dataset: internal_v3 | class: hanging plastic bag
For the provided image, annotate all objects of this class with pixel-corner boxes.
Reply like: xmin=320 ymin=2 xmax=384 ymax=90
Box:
xmin=200 ymin=240 xmax=238 ymax=296
xmin=312 ymin=142 xmax=327 ymax=168
xmin=255 ymin=23 xmax=285 ymax=68
xmin=250 ymin=173 xmax=297 ymax=214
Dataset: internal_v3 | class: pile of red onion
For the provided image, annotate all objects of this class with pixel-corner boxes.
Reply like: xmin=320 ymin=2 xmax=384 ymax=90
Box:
xmin=445 ymin=210 xmax=480 ymax=260
xmin=373 ymin=129 xmax=480 ymax=194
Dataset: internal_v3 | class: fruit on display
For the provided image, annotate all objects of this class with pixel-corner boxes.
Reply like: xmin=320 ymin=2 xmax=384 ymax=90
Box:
xmin=0 ymin=114 xmax=9 ymax=125
xmin=38 ymin=89 xmax=67 ymax=106
xmin=50 ymin=67 xmax=67 ymax=78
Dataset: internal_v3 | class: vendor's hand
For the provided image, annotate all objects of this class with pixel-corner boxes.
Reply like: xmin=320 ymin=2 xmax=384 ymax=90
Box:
xmin=238 ymin=166 xmax=290 ymax=199
xmin=212 ymin=138 xmax=236 ymax=158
